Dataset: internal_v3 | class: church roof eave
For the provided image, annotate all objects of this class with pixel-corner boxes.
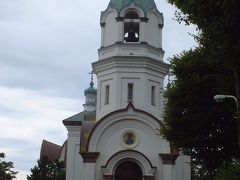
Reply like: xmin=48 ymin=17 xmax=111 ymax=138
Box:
xmin=62 ymin=110 xmax=96 ymax=127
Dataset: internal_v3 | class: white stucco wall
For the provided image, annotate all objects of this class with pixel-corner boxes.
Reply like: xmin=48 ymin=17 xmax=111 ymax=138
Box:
xmin=146 ymin=12 xmax=162 ymax=48
xmin=88 ymin=107 xmax=170 ymax=180
xmin=93 ymin=57 xmax=168 ymax=121
xmin=103 ymin=11 xmax=118 ymax=47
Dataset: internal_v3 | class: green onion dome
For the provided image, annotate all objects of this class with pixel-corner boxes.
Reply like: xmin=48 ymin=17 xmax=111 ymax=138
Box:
xmin=84 ymin=81 xmax=97 ymax=96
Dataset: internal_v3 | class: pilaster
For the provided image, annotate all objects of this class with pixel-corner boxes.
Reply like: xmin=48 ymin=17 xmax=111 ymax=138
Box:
xmin=159 ymin=153 xmax=178 ymax=180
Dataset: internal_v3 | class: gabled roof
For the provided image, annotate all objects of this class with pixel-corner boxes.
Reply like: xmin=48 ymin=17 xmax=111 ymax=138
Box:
xmin=40 ymin=140 xmax=61 ymax=161
xmin=62 ymin=110 xmax=96 ymax=126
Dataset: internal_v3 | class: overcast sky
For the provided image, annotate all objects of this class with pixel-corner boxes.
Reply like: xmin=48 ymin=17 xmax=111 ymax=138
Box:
xmin=0 ymin=0 xmax=197 ymax=179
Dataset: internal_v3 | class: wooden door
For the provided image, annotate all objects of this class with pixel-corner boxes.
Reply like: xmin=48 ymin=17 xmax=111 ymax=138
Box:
xmin=115 ymin=161 xmax=143 ymax=180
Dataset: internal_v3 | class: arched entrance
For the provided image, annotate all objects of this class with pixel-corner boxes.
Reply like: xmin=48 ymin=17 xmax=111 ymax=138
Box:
xmin=102 ymin=150 xmax=155 ymax=179
xmin=115 ymin=161 xmax=143 ymax=180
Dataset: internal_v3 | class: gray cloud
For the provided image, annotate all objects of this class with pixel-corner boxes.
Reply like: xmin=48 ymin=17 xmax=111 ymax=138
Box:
xmin=0 ymin=0 xmax=105 ymax=99
xmin=0 ymin=0 xmax=197 ymax=98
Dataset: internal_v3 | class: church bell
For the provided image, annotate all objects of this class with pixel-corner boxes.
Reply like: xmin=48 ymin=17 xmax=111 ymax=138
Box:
xmin=125 ymin=24 xmax=138 ymax=42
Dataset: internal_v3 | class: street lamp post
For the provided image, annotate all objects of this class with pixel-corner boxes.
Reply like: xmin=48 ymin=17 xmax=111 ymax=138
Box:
xmin=214 ymin=94 xmax=240 ymax=146
xmin=213 ymin=95 xmax=238 ymax=112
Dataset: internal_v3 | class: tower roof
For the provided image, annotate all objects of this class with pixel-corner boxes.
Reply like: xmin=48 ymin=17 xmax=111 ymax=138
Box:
xmin=109 ymin=0 xmax=156 ymax=14
xmin=84 ymin=81 xmax=97 ymax=95
xmin=83 ymin=72 xmax=97 ymax=112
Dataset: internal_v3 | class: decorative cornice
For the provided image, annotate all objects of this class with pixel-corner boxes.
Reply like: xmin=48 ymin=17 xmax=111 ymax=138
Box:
xmin=159 ymin=153 xmax=178 ymax=165
xmin=99 ymin=41 xmax=163 ymax=53
xmin=115 ymin=17 xmax=124 ymax=22
xmin=92 ymin=56 xmax=169 ymax=76
xmin=80 ymin=152 xmax=100 ymax=163
xmin=98 ymin=42 xmax=165 ymax=62
xmin=140 ymin=17 xmax=149 ymax=22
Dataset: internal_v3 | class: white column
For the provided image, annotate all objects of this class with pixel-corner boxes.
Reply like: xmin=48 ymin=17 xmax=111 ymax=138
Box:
xmin=66 ymin=126 xmax=81 ymax=180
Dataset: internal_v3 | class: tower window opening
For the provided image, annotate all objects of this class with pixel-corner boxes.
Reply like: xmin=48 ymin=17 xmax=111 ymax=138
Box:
xmin=124 ymin=22 xmax=139 ymax=42
xmin=125 ymin=11 xmax=139 ymax=19
xmin=124 ymin=11 xmax=140 ymax=43
xmin=105 ymin=85 xmax=109 ymax=105
xmin=128 ymin=83 xmax=134 ymax=102
xmin=151 ymin=86 xmax=156 ymax=106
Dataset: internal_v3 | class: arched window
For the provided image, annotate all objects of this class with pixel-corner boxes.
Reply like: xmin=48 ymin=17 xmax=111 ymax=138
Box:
xmin=125 ymin=11 xmax=139 ymax=19
xmin=124 ymin=11 xmax=140 ymax=42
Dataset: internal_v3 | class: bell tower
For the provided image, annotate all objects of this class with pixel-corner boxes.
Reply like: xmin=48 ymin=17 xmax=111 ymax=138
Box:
xmin=93 ymin=0 xmax=169 ymax=120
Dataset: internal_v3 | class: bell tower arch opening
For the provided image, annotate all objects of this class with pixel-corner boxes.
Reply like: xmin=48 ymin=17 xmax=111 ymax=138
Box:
xmin=124 ymin=10 xmax=140 ymax=42
xmin=115 ymin=161 xmax=143 ymax=180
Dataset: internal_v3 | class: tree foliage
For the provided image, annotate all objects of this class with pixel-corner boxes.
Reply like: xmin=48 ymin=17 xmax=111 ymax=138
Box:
xmin=163 ymin=0 xmax=240 ymax=178
xmin=27 ymin=156 xmax=65 ymax=180
xmin=168 ymin=0 xmax=240 ymax=104
xmin=0 ymin=152 xmax=18 ymax=180
xmin=162 ymin=48 xmax=240 ymax=178
xmin=215 ymin=160 xmax=240 ymax=180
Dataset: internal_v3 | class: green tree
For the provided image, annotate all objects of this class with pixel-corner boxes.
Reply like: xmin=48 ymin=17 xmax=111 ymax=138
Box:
xmin=162 ymin=0 xmax=240 ymax=178
xmin=0 ymin=152 xmax=18 ymax=180
xmin=27 ymin=156 xmax=65 ymax=180
xmin=162 ymin=48 xmax=240 ymax=179
xmin=215 ymin=160 xmax=240 ymax=180
xmin=167 ymin=0 xmax=240 ymax=107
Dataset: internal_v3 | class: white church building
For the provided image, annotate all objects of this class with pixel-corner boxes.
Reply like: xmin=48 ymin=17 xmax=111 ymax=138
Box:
xmin=40 ymin=0 xmax=191 ymax=179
